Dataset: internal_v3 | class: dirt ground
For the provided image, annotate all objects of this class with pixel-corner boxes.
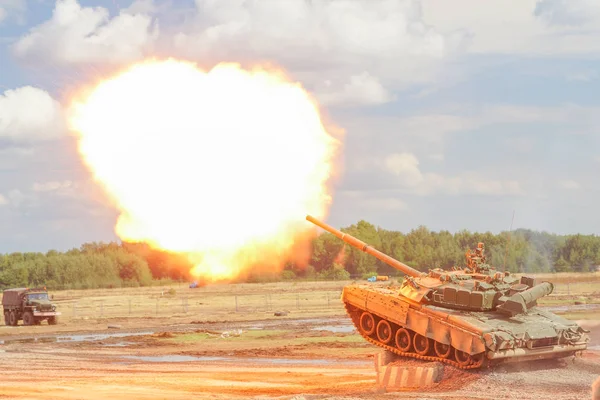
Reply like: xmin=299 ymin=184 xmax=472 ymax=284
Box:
xmin=0 ymin=314 xmax=598 ymax=400
xmin=1 ymin=281 xmax=600 ymax=399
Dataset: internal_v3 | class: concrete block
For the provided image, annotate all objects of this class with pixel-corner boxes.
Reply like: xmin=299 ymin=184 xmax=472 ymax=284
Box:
xmin=374 ymin=350 xmax=398 ymax=374
xmin=374 ymin=350 xmax=444 ymax=391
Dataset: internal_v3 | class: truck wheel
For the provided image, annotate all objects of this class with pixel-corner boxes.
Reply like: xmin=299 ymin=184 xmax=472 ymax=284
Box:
xmin=23 ymin=311 xmax=34 ymax=326
xmin=3 ymin=312 xmax=9 ymax=326
xmin=48 ymin=316 xmax=58 ymax=325
xmin=9 ymin=311 xmax=18 ymax=326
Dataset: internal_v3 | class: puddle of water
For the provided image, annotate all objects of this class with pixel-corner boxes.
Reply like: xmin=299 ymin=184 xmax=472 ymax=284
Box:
xmin=121 ymin=354 xmax=365 ymax=366
xmin=250 ymin=357 xmax=363 ymax=365
xmin=0 ymin=337 xmax=54 ymax=345
xmin=0 ymin=331 xmax=152 ymax=345
xmin=311 ymin=325 xmax=355 ymax=333
xmin=103 ymin=342 xmax=133 ymax=347
xmin=288 ymin=318 xmax=341 ymax=325
xmin=57 ymin=331 xmax=152 ymax=343
xmin=123 ymin=355 xmax=218 ymax=362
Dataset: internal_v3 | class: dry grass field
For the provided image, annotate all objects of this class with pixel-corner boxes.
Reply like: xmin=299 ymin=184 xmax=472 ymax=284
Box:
xmin=1 ymin=272 xmax=598 ymax=335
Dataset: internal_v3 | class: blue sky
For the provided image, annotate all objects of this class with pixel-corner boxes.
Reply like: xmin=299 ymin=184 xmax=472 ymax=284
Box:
xmin=1 ymin=0 xmax=600 ymax=252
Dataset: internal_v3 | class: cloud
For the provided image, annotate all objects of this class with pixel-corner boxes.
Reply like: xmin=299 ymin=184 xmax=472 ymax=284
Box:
xmin=5 ymin=189 xmax=34 ymax=208
xmin=422 ymin=0 xmax=600 ymax=55
xmin=340 ymin=112 xmax=475 ymax=168
xmin=10 ymin=0 xmax=465 ymax=106
xmin=4 ymin=179 xmax=113 ymax=214
xmin=0 ymin=86 xmax=66 ymax=142
xmin=173 ymin=0 xmax=466 ymax=106
xmin=315 ymin=72 xmax=394 ymax=107
xmin=29 ymin=179 xmax=105 ymax=204
xmin=565 ymin=70 xmax=597 ymax=82
xmin=124 ymin=0 xmax=158 ymax=15
xmin=380 ymin=152 xmax=524 ymax=196
xmin=0 ymin=194 xmax=8 ymax=206
xmin=0 ymin=146 xmax=35 ymax=156
xmin=0 ymin=0 xmax=25 ymax=25
xmin=534 ymin=0 xmax=600 ymax=26
xmin=345 ymin=104 xmax=600 ymax=163
xmin=0 ymin=178 xmax=119 ymax=251
xmin=338 ymin=102 xmax=600 ymax=205
xmin=32 ymin=180 xmax=73 ymax=193
xmin=384 ymin=153 xmax=424 ymax=187
xmin=340 ymin=190 xmax=408 ymax=212
xmin=558 ymin=180 xmax=580 ymax=190
xmin=12 ymin=0 xmax=158 ymax=65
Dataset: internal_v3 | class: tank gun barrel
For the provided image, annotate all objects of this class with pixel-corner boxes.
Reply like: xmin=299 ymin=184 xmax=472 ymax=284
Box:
xmin=497 ymin=281 xmax=554 ymax=316
xmin=306 ymin=215 xmax=424 ymax=278
xmin=518 ymin=281 xmax=554 ymax=303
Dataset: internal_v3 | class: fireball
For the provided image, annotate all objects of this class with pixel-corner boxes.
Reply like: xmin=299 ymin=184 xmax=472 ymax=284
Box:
xmin=68 ymin=59 xmax=341 ymax=281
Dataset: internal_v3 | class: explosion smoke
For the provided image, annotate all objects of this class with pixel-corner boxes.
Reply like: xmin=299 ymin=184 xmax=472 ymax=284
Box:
xmin=68 ymin=59 xmax=342 ymax=281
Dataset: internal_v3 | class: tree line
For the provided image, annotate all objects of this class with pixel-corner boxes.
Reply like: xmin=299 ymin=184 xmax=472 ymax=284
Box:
xmin=300 ymin=221 xmax=600 ymax=280
xmin=0 ymin=242 xmax=193 ymax=290
xmin=1 ymin=220 xmax=599 ymax=290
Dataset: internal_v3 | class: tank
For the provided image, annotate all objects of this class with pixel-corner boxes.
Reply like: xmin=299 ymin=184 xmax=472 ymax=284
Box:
xmin=306 ymin=215 xmax=589 ymax=369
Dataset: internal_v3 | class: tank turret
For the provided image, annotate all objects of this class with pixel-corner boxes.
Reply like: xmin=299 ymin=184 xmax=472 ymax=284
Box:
xmin=306 ymin=215 xmax=589 ymax=369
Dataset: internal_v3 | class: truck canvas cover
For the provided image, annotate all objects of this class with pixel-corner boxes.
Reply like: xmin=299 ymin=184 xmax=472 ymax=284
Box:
xmin=2 ymin=288 xmax=27 ymax=306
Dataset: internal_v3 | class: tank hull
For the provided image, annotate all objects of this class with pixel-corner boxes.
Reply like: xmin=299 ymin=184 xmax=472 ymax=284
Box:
xmin=343 ymin=284 xmax=589 ymax=369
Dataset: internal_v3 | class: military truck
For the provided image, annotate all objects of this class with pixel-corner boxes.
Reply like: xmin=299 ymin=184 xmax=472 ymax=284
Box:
xmin=2 ymin=287 xmax=61 ymax=326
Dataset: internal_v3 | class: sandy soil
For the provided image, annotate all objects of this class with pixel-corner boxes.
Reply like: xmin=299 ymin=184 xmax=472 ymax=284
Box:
xmin=0 ymin=315 xmax=598 ymax=400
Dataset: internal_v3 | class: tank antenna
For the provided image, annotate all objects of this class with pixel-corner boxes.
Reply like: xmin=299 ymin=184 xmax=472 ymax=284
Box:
xmin=503 ymin=210 xmax=516 ymax=272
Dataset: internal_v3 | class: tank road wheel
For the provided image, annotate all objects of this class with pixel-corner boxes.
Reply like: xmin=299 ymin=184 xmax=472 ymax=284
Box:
xmin=359 ymin=312 xmax=376 ymax=336
xmin=395 ymin=328 xmax=412 ymax=352
xmin=454 ymin=348 xmax=471 ymax=367
xmin=22 ymin=311 xmax=34 ymax=326
xmin=413 ymin=333 xmax=431 ymax=356
xmin=470 ymin=352 xmax=486 ymax=368
xmin=434 ymin=341 xmax=452 ymax=359
xmin=9 ymin=311 xmax=18 ymax=326
xmin=376 ymin=320 xmax=393 ymax=344
xmin=3 ymin=312 xmax=9 ymax=326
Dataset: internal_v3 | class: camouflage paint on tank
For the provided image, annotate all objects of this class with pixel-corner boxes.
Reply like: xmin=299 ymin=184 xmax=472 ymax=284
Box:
xmin=306 ymin=215 xmax=590 ymax=369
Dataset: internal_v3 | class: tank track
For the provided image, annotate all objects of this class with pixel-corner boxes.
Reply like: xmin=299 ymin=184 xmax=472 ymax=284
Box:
xmin=344 ymin=302 xmax=484 ymax=370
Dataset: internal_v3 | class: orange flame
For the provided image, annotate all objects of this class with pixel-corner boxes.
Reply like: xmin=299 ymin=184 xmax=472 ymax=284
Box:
xmin=68 ymin=58 xmax=342 ymax=281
